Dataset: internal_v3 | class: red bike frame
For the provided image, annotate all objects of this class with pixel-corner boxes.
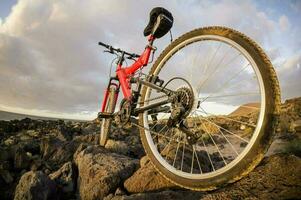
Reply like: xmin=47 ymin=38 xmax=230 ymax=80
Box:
xmin=100 ymin=36 xmax=155 ymax=112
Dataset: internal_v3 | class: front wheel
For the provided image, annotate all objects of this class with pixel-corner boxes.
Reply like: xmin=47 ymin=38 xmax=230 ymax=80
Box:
xmin=138 ymin=26 xmax=281 ymax=190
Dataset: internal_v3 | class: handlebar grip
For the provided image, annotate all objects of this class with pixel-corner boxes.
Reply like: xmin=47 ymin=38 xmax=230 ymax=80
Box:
xmin=98 ymin=41 xmax=109 ymax=48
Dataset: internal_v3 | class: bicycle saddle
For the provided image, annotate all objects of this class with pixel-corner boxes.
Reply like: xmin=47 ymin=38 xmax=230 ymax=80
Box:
xmin=144 ymin=7 xmax=173 ymax=38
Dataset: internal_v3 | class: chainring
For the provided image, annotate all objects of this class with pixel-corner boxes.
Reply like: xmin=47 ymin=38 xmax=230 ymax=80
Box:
xmin=114 ymin=99 xmax=132 ymax=127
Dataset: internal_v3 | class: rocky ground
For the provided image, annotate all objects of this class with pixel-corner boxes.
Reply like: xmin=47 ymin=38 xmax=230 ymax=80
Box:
xmin=0 ymin=97 xmax=301 ymax=200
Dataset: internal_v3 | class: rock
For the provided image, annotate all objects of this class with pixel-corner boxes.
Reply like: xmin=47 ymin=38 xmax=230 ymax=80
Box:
xmin=82 ymin=123 xmax=98 ymax=135
xmin=19 ymin=134 xmax=32 ymax=141
xmin=14 ymin=171 xmax=58 ymax=200
xmin=75 ymin=145 xmax=138 ymax=200
xmin=30 ymin=157 xmax=42 ymax=171
xmin=139 ymin=155 xmax=150 ymax=167
xmin=293 ymin=119 xmax=301 ymax=133
xmin=105 ymin=139 xmax=129 ymax=155
xmin=200 ymin=122 xmax=220 ymax=134
xmin=40 ymin=137 xmax=80 ymax=170
xmin=0 ymin=169 xmax=14 ymax=183
xmin=14 ymin=147 xmax=31 ymax=170
xmin=125 ymin=135 xmax=145 ymax=158
xmin=4 ymin=137 xmax=16 ymax=146
xmin=0 ymin=160 xmax=11 ymax=170
xmin=105 ymin=190 xmax=204 ymax=200
xmin=56 ymin=124 xmax=72 ymax=141
xmin=73 ymin=133 xmax=98 ymax=144
xmin=114 ymin=187 xmax=126 ymax=196
xmin=0 ymin=146 xmax=11 ymax=161
xmin=124 ymin=161 xmax=176 ymax=193
xmin=26 ymin=130 xmax=40 ymax=138
xmin=49 ymin=161 xmax=75 ymax=193
xmin=204 ymin=154 xmax=301 ymax=199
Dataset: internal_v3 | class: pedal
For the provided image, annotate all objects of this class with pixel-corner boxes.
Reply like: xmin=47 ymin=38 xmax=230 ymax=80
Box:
xmin=98 ymin=112 xmax=113 ymax=119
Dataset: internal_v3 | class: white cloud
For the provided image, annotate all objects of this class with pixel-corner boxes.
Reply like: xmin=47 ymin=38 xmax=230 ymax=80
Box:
xmin=278 ymin=15 xmax=290 ymax=32
xmin=0 ymin=0 xmax=300 ymax=119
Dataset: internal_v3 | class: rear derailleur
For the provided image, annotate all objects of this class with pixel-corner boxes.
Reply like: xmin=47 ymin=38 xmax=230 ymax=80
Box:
xmin=167 ymin=87 xmax=199 ymax=145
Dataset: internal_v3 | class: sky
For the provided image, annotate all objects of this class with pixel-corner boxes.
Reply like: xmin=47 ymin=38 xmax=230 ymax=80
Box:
xmin=0 ymin=0 xmax=300 ymax=120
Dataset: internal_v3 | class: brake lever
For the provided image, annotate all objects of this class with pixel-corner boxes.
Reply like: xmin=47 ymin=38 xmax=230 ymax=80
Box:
xmin=104 ymin=50 xmax=113 ymax=54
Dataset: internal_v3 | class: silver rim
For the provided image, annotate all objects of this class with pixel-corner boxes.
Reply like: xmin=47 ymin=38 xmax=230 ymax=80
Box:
xmin=141 ymin=34 xmax=266 ymax=179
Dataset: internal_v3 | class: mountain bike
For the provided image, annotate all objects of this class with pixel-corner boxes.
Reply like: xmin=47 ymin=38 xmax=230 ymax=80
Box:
xmin=97 ymin=7 xmax=281 ymax=190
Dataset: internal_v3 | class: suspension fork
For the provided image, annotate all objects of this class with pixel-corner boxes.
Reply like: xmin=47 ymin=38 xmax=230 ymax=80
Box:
xmin=100 ymin=77 xmax=120 ymax=112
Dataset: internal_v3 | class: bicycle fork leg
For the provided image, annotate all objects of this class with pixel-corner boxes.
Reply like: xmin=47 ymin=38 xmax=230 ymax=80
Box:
xmin=100 ymin=88 xmax=109 ymax=112
xmin=100 ymin=79 xmax=120 ymax=113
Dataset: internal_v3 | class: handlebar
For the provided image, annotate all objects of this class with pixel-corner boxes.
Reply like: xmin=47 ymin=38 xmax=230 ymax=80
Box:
xmin=98 ymin=41 xmax=140 ymax=58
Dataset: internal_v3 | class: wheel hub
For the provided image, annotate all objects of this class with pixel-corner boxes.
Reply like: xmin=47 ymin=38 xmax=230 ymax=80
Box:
xmin=167 ymin=87 xmax=194 ymax=127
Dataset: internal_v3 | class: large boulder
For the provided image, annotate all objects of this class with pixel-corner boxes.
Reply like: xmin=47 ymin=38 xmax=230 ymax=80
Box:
xmin=105 ymin=139 xmax=129 ymax=155
xmin=104 ymin=190 xmax=204 ymax=200
xmin=112 ymin=154 xmax=301 ymax=199
xmin=203 ymin=154 xmax=301 ymax=199
xmin=124 ymin=156 xmax=176 ymax=193
xmin=40 ymin=137 xmax=80 ymax=170
xmin=14 ymin=171 xmax=58 ymax=200
xmin=75 ymin=145 xmax=138 ymax=200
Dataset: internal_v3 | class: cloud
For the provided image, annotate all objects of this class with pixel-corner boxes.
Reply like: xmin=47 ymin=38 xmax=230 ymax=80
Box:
xmin=0 ymin=0 xmax=300 ymax=119
xmin=278 ymin=15 xmax=290 ymax=32
xmin=275 ymin=52 xmax=301 ymax=99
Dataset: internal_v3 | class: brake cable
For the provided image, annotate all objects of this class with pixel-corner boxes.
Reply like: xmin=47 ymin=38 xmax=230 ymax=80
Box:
xmin=169 ymin=30 xmax=173 ymax=43
xmin=109 ymin=57 xmax=118 ymax=77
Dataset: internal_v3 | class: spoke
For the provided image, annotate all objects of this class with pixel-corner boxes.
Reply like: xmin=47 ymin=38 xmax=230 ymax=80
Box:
xmin=131 ymin=122 xmax=175 ymax=142
xmin=193 ymin=111 xmax=249 ymax=143
xmin=152 ymin=129 xmax=177 ymax=142
xmin=156 ymin=128 xmax=175 ymax=160
xmin=201 ymin=138 xmax=215 ymax=171
xmin=198 ymin=92 xmax=259 ymax=99
xmin=192 ymin=145 xmax=203 ymax=174
xmin=190 ymin=118 xmax=205 ymax=174
xmin=162 ymin=129 xmax=175 ymax=160
xmin=199 ymin=116 xmax=227 ymax=166
xmin=197 ymin=46 xmax=234 ymax=91
xmin=180 ymin=136 xmax=186 ymax=171
xmin=151 ymin=124 xmax=168 ymax=140
xmin=196 ymin=108 xmax=256 ymax=128
xmin=173 ymin=134 xmax=181 ymax=167
xmin=203 ymin=43 xmax=221 ymax=75
xmin=200 ymin=62 xmax=250 ymax=104
xmin=150 ymin=112 xmax=169 ymax=131
xmin=190 ymin=146 xmax=195 ymax=173
xmin=197 ymin=113 xmax=239 ymax=156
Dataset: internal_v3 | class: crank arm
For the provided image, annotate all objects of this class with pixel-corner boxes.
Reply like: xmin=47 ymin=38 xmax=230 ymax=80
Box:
xmin=98 ymin=112 xmax=114 ymax=119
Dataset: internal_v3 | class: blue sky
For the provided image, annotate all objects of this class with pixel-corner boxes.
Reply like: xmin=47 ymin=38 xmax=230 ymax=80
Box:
xmin=0 ymin=0 xmax=300 ymax=119
xmin=0 ymin=0 xmax=17 ymax=19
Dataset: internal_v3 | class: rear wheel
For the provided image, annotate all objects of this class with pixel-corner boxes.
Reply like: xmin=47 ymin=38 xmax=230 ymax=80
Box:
xmin=99 ymin=87 xmax=116 ymax=146
xmin=138 ymin=26 xmax=281 ymax=190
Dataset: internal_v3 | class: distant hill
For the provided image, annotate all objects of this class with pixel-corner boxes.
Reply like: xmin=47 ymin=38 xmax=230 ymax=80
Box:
xmin=0 ymin=110 xmax=86 ymax=121
xmin=229 ymin=103 xmax=260 ymax=116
